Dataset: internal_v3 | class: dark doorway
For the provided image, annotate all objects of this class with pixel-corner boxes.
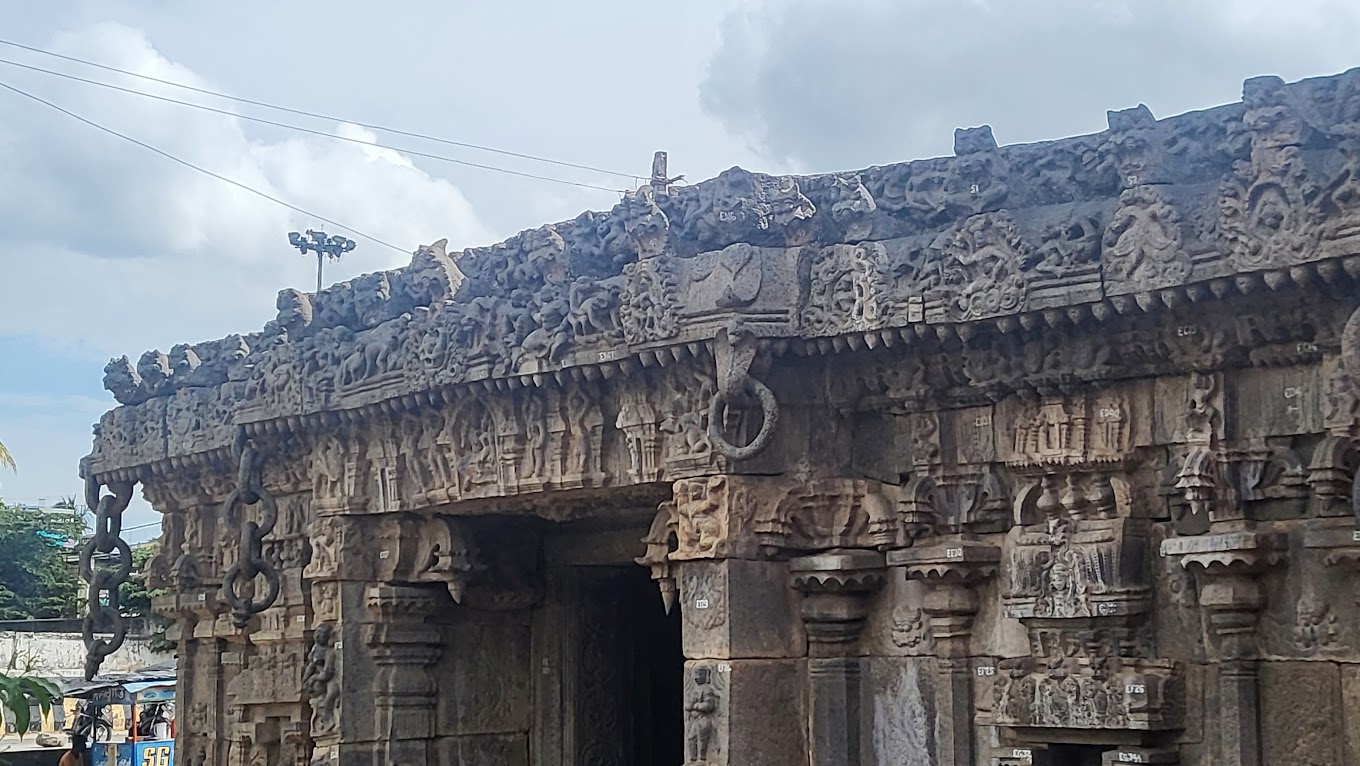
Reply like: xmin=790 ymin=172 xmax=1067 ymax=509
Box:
xmin=1049 ymin=744 xmax=1108 ymax=766
xmin=572 ymin=565 xmax=684 ymax=766
xmin=623 ymin=565 xmax=684 ymax=766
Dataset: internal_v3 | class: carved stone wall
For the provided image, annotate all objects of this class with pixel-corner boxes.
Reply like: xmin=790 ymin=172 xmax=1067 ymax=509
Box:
xmin=85 ymin=68 xmax=1360 ymax=766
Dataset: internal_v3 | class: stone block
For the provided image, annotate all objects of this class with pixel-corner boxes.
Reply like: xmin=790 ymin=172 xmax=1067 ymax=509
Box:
xmin=1344 ymin=664 xmax=1360 ymax=766
xmin=685 ymin=659 xmax=807 ymax=766
xmin=864 ymin=657 xmax=938 ymax=766
xmin=435 ymin=734 xmax=530 ymax=765
xmin=1260 ymin=661 xmax=1343 ymax=766
xmin=679 ymin=559 xmax=805 ymax=659
xmin=437 ymin=620 xmax=533 ymax=736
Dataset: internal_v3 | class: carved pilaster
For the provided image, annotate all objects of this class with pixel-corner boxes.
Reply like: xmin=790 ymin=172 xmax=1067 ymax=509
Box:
xmin=790 ymin=550 xmax=885 ymax=766
xmin=888 ymin=536 xmax=1000 ymax=766
xmin=363 ymin=585 xmax=443 ymax=766
xmin=1160 ymin=530 xmax=1285 ymax=766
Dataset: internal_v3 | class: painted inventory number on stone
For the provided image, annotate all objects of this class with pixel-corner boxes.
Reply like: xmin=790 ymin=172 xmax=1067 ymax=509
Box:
xmin=946 ymin=547 xmax=964 ymax=559
xmin=976 ymin=665 xmax=996 ymax=677
xmin=695 ymin=598 xmax=710 ymax=609
xmin=1126 ymin=683 xmax=1147 ymax=694
xmin=1011 ymin=749 xmax=1033 ymax=762
xmin=1118 ymin=753 xmax=1146 ymax=763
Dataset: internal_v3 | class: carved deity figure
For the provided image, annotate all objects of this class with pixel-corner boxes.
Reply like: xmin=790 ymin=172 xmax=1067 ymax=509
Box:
xmin=311 ymin=437 xmax=346 ymax=501
xmin=458 ymin=427 xmax=498 ymax=491
xmin=1035 ymin=519 xmax=1092 ymax=618
xmin=567 ymin=277 xmax=618 ymax=338
xmin=522 ymin=396 xmax=549 ymax=481
xmin=684 ymin=668 xmax=718 ymax=765
xmin=680 ymin=480 xmax=724 ymax=555
xmin=1102 ymin=186 xmax=1190 ymax=286
xmin=302 ymin=623 xmax=341 ymax=736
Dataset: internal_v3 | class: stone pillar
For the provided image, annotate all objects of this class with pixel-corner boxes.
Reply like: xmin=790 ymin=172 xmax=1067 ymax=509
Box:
xmin=790 ymin=550 xmax=885 ymax=766
xmin=363 ymin=585 xmax=443 ymax=765
xmin=888 ymin=534 xmax=1000 ymax=766
xmin=1161 ymin=530 xmax=1283 ymax=766
xmin=677 ymin=558 xmax=808 ymax=766
xmin=666 ymin=475 xmax=809 ymax=766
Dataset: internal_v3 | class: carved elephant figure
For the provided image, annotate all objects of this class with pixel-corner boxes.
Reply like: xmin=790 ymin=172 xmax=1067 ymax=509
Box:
xmin=339 ymin=314 xmax=410 ymax=386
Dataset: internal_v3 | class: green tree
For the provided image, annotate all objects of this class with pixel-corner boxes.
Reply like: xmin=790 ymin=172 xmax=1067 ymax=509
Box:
xmin=0 ymin=438 xmax=14 ymax=473
xmin=120 ymin=542 xmax=159 ymax=617
xmin=0 ymin=501 xmax=87 ymax=620
xmin=120 ymin=541 xmax=175 ymax=652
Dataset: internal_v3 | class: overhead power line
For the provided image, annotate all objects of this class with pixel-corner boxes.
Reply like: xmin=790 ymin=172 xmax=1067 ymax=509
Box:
xmin=0 ymin=56 xmax=629 ymax=194
xmin=0 ymin=79 xmax=410 ymax=254
xmin=0 ymin=36 xmax=641 ymax=183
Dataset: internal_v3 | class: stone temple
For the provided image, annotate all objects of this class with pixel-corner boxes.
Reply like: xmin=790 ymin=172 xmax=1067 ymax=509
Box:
xmin=81 ymin=68 xmax=1360 ymax=766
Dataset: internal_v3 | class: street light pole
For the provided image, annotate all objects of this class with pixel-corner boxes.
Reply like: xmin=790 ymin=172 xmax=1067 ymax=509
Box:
xmin=287 ymin=229 xmax=357 ymax=293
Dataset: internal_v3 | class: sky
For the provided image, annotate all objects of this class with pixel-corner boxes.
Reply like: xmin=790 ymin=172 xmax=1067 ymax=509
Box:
xmin=0 ymin=0 xmax=1357 ymax=540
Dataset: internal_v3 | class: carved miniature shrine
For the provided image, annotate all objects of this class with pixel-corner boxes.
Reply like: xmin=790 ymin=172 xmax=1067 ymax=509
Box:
xmin=80 ymin=69 xmax=1360 ymax=766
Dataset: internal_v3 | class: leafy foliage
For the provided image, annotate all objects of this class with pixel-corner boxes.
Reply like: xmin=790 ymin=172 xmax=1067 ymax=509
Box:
xmin=119 ymin=543 xmax=160 ymax=617
xmin=121 ymin=541 xmax=175 ymax=652
xmin=0 ymin=655 xmax=62 ymax=739
xmin=0 ymin=501 xmax=86 ymax=620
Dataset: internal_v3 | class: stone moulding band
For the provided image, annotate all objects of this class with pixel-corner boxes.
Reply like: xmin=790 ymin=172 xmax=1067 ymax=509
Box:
xmin=85 ymin=68 xmax=1360 ymax=481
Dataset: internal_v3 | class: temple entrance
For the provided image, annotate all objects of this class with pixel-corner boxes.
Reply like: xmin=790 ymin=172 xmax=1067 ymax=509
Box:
xmin=565 ymin=564 xmax=684 ymax=766
xmin=620 ymin=565 xmax=684 ymax=765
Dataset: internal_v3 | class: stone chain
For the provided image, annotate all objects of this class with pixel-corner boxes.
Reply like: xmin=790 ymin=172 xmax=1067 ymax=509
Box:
xmin=707 ymin=324 xmax=780 ymax=460
xmin=220 ymin=427 xmax=282 ymax=628
xmin=78 ymin=459 xmax=136 ymax=680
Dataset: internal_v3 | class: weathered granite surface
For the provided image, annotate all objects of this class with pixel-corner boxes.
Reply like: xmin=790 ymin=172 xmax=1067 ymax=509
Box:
xmin=80 ymin=68 xmax=1360 ymax=766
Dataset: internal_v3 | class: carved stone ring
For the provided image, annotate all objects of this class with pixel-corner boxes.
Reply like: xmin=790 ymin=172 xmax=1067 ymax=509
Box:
xmin=707 ymin=374 xmax=780 ymax=460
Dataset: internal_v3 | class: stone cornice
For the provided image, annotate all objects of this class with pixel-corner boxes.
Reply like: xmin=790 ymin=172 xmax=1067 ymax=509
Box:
xmin=87 ymin=68 xmax=1360 ymax=480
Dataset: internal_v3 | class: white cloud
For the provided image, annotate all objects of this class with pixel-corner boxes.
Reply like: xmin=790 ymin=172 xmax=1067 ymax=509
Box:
xmin=701 ymin=0 xmax=1360 ymax=171
xmin=0 ymin=22 xmax=496 ymax=360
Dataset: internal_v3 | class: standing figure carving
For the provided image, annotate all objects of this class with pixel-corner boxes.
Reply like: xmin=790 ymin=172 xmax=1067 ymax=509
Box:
xmin=684 ymin=667 xmax=719 ymax=765
xmin=302 ymin=623 xmax=342 ymax=737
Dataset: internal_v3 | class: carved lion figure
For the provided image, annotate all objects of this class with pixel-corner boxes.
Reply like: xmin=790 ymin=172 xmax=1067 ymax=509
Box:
xmin=103 ymin=356 xmax=143 ymax=404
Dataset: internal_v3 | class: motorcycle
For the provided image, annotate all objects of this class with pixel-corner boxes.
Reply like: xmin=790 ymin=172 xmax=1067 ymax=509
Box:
xmin=67 ymin=700 xmax=113 ymax=743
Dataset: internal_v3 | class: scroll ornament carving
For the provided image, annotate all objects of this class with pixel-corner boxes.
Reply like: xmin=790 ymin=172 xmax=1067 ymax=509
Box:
xmin=620 ymin=256 xmax=679 ymax=345
xmin=930 ymin=211 xmax=1031 ymax=321
xmin=754 ymin=479 xmax=897 ymax=553
xmin=803 ymin=243 xmax=892 ymax=334
xmin=901 ymin=468 xmax=1009 ymax=537
xmin=1218 ymin=153 xmax=1316 ymax=270
xmin=409 ymin=516 xmax=482 ymax=604
xmin=636 ymin=501 xmax=679 ymax=613
xmin=1102 ymin=185 xmax=1191 ymax=289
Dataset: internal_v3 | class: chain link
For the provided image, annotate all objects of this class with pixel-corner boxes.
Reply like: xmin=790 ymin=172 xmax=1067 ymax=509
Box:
xmin=221 ymin=428 xmax=282 ymax=628
xmin=78 ymin=458 xmax=136 ymax=680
